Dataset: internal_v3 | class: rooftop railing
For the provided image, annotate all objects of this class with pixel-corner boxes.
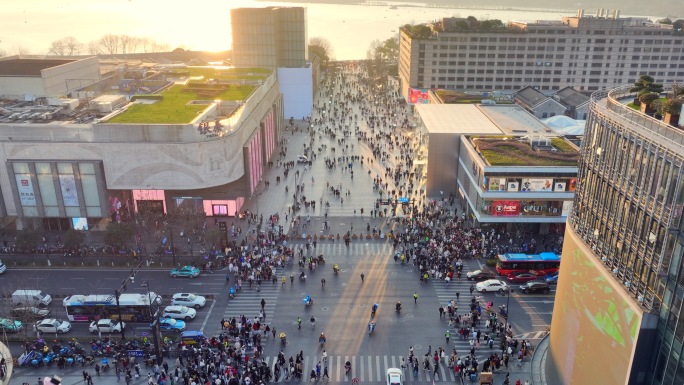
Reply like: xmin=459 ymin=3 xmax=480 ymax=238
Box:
xmin=592 ymin=86 xmax=684 ymax=150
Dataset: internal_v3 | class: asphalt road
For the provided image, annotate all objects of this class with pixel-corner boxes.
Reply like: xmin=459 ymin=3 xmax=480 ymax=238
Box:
xmin=5 ymin=241 xmax=555 ymax=385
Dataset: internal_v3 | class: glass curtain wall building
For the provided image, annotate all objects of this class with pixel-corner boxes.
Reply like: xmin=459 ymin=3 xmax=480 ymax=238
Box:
xmin=547 ymin=85 xmax=684 ymax=385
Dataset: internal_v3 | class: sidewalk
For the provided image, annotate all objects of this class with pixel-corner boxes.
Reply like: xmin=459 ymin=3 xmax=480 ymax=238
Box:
xmin=530 ymin=333 xmax=550 ymax=385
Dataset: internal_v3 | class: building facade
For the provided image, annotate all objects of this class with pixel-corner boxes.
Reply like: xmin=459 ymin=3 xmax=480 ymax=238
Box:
xmin=399 ymin=10 xmax=684 ymax=99
xmin=546 ymin=85 xmax=684 ymax=385
xmin=231 ymin=7 xmax=308 ymax=69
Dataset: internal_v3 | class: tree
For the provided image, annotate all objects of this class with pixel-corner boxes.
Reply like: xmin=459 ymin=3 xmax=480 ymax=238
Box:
xmin=104 ymin=222 xmax=136 ymax=249
xmin=99 ymin=34 xmax=120 ymax=55
xmin=63 ymin=229 xmax=86 ymax=251
xmin=15 ymin=229 xmax=40 ymax=253
xmin=630 ymin=74 xmax=664 ymax=96
xmin=309 ymin=36 xmax=334 ymax=65
xmin=48 ymin=37 xmax=83 ymax=56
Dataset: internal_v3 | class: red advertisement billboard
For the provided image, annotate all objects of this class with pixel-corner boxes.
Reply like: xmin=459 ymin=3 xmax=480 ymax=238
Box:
xmin=408 ymin=88 xmax=429 ymax=104
xmin=492 ymin=200 xmax=520 ymax=216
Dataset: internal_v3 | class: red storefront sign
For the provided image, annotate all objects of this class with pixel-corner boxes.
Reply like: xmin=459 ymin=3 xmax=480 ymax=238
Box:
xmin=492 ymin=201 xmax=520 ymax=216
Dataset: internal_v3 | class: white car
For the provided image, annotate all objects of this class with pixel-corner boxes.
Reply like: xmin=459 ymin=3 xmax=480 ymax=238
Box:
xmin=297 ymin=155 xmax=308 ymax=164
xmin=34 ymin=319 xmax=71 ymax=334
xmin=172 ymin=293 xmax=206 ymax=309
xmin=475 ymin=279 xmax=509 ymax=293
xmin=163 ymin=305 xmax=197 ymax=321
xmin=387 ymin=368 xmax=403 ymax=385
xmin=0 ymin=262 xmax=6 ymax=274
xmin=89 ymin=319 xmax=125 ymax=334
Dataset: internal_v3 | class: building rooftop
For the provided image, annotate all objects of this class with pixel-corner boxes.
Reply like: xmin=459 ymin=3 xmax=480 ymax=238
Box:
xmin=470 ymin=136 xmax=579 ymax=167
xmin=514 ymin=86 xmax=547 ymax=108
xmin=106 ymin=67 xmax=271 ymax=124
xmin=479 ymin=105 xmax=552 ymax=135
xmin=555 ymin=87 xmax=590 ymax=108
xmin=416 ymin=104 xmax=502 ymax=135
xmin=0 ymin=57 xmax=77 ymax=76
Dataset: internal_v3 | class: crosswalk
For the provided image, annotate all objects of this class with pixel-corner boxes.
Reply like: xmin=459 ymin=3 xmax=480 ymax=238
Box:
xmin=223 ymin=282 xmax=281 ymax=321
xmin=263 ymin=354 xmax=469 ymax=383
xmin=289 ymin=241 xmax=395 ymax=257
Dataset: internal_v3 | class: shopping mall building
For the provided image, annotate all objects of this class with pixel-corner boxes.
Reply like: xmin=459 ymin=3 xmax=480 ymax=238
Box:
xmin=0 ymin=56 xmax=284 ymax=230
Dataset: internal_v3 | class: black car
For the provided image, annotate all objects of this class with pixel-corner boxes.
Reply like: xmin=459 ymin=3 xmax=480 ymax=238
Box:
xmin=519 ymin=281 xmax=551 ymax=294
xmin=466 ymin=270 xmax=497 ymax=281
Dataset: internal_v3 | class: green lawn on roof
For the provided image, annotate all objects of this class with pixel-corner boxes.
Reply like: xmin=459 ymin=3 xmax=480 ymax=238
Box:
xmin=169 ymin=67 xmax=271 ymax=81
xmin=106 ymin=84 xmax=255 ymax=124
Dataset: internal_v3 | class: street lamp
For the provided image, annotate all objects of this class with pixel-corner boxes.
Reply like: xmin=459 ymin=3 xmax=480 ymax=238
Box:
xmin=141 ymin=281 xmax=163 ymax=365
xmin=114 ymin=260 xmax=145 ymax=339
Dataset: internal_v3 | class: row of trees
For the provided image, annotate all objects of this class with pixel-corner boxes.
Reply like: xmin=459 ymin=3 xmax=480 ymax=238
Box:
xmin=365 ymin=37 xmax=400 ymax=89
xmin=0 ymin=34 xmax=171 ymax=57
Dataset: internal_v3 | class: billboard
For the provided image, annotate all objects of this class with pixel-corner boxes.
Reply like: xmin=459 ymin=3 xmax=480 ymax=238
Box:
xmin=568 ymin=178 xmax=577 ymax=191
xmin=487 ymin=178 xmax=506 ymax=191
xmin=15 ymin=175 xmax=37 ymax=206
xmin=491 ymin=200 xmax=520 ymax=216
xmin=547 ymin=230 xmax=643 ymax=385
xmin=59 ymin=174 xmax=79 ymax=206
xmin=521 ymin=178 xmax=553 ymax=192
xmin=408 ymin=88 xmax=429 ymax=104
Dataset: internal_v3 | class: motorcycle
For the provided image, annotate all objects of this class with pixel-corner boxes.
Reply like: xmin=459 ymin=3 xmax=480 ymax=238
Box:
xmin=396 ymin=303 xmax=402 ymax=314
xmin=229 ymin=287 xmax=235 ymax=299
xmin=299 ymin=271 xmax=307 ymax=281
xmin=333 ymin=264 xmax=339 ymax=275
xmin=345 ymin=361 xmax=352 ymax=375
xmin=499 ymin=305 xmax=508 ymax=318
xmin=280 ymin=332 xmax=287 ymax=346
xmin=317 ymin=254 xmax=325 ymax=264
xmin=371 ymin=304 xmax=379 ymax=317
xmin=303 ymin=295 xmax=313 ymax=306
xmin=368 ymin=321 xmax=376 ymax=335
xmin=319 ymin=333 xmax=326 ymax=345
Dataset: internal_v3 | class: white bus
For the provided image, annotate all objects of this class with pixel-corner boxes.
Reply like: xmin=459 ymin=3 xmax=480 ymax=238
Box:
xmin=63 ymin=293 xmax=162 ymax=322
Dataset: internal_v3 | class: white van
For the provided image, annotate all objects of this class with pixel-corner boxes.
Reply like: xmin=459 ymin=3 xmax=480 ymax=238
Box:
xmin=12 ymin=290 xmax=52 ymax=307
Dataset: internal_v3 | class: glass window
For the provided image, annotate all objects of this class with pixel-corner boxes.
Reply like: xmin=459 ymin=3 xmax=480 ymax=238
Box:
xmin=13 ymin=162 xmax=29 ymax=173
xmin=57 ymin=163 xmax=73 ymax=174
xmin=37 ymin=174 xmax=58 ymax=206
xmin=79 ymin=163 xmax=95 ymax=175
xmin=81 ymin=174 xmax=100 ymax=207
xmin=36 ymin=163 xmax=52 ymax=174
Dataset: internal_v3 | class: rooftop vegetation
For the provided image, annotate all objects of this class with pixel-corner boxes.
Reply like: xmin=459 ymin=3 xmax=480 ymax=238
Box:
xmin=106 ymin=83 xmax=254 ymax=124
xmin=166 ymin=67 xmax=271 ymax=81
xmin=473 ymin=137 xmax=579 ymax=166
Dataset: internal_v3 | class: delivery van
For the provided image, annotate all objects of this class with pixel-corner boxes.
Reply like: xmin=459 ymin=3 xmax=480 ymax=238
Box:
xmin=12 ymin=289 xmax=52 ymax=307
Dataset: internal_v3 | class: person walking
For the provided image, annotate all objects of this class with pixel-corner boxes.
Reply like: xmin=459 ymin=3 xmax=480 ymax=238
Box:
xmin=413 ymin=292 xmax=419 ymax=303
xmin=297 ymin=317 xmax=302 ymax=330
xmin=469 ymin=284 xmax=475 ymax=295
xmin=323 ymin=366 xmax=329 ymax=380
xmin=261 ymin=299 xmax=266 ymax=311
xmin=360 ymin=273 xmax=365 ymax=282
xmin=445 ymin=330 xmax=450 ymax=344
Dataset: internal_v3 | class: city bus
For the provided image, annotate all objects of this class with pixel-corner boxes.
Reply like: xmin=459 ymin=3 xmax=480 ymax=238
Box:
xmin=495 ymin=252 xmax=561 ymax=277
xmin=63 ymin=293 xmax=162 ymax=322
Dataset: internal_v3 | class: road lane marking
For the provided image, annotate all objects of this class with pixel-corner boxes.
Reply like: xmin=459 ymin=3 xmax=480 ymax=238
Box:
xmin=200 ymin=296 xmax=217 ymax=332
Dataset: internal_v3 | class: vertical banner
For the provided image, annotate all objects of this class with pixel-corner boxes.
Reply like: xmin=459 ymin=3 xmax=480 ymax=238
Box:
xmin=15 ymin=175 xmax=37 ymax=206
xmin=59 ymin=174 xmax=79 ymax=206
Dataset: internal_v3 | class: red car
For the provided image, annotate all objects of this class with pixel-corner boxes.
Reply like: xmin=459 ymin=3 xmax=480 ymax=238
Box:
xmin=506 ymin=273 xmax=538 ymax=283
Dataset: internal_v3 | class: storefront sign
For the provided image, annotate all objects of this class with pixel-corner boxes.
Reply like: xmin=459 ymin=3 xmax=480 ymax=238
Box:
xmin=492 ymin=200 xmax=520 ymax=216
xmin=521 ymin=200 xmax=562 ymax=216
xmin=568 ymin=178 xmax=577 ymax=191
xmin=507 ymin=181 xmax=519 ymax=191
xmin=521 ymin=178 xmax=553 ymax=192
xmin=554 ymin=181 xmax=567 ymax=191
xmin=16 ymin=175 xmax=36 ymax=206
xmin=488 ymin=178 xmax=506 ymax=191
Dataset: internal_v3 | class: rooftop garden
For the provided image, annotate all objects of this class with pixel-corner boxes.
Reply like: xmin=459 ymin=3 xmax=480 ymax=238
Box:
xmin=105 ymin=67 xmax=268 ymax=124
xmin=473 ymin=137 xmax=579 ymax=167
xmin=106 ymin=83 xmax=255 ymax=124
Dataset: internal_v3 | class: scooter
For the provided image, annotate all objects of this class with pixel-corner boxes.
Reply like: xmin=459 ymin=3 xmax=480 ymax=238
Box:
xmin=333 ymin=264 xmax=339 ymax=275
xmin=368 ymin=321 xmax=375 ymax=335
xmin=229 ymin=287 xmax=235 ymax=299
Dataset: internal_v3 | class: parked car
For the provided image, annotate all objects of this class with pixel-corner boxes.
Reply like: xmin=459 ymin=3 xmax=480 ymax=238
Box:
xmin=172 ymin=293 xmax=206 ymax=309
xmin=34 ymin=319 xmax=72 ymax=334
xmin=386 ymin=368 xmax=403 ymax=385
xmin=89 ymin=319 xmax=125 ymax=334
xmin=157 ymin=318 xmax=186 ymax=333
xmin=0 ymin=318 xmax=23 ymax=332
xmin=466 ymin=270 xmax=496 ymax=281
xmin=163 ymin=305 xmax=197 ymax=321
xmin=506 ymin=273 xmax=538 ymax=284
xmin=170 ymin=266 xmax=200 ymax=278
xmin=519 ymin=281 xmax=552 ymax=294
xmin=545 ymin=272 xmax=559 ymax=284
xmin=475 ymin=279 xmax=509 ymax=293
xmin=11 ymin=306 xmax=50 ymax=320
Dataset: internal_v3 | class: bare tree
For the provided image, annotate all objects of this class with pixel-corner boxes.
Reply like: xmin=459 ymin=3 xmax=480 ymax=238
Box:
xmin=48 ymin=36 xmax=83 ymax=56
xmin=87 ymin=40 xmax=102 ymax=55
xmin=11 ymin=45 xmax=30 ymax=55
xmin=99 ymin=34 xmax=120 ymax=55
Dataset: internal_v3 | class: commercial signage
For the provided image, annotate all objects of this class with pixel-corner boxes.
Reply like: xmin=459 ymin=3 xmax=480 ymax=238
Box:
xmin=16 ymin=175 xmax=37 ymax=206
xmin=59 ymin=174 xmax=79 ymax=206
xmin=562 ymin=201 xmax=574 ymax=217
xmin=492 ymin=200 xmax=520 ymax=216
xmin=521 ymin=178 xmax=553 ymax=192
xmin=507 ymin=181 xmax=519 ymax=191
xmin=521 ymin=200 xmax=562 ymax=216
xmin=554 ymin=181 xmax=567 ymax=191
xmin=568 ymin=178 xmax=577 ymax=191
xmin=408 ymin=88 xmax=429 ymax=104
xmin=488 ymin=178 xmax=506 ymax=191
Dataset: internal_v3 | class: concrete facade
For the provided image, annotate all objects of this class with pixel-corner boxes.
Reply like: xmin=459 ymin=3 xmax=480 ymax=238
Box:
xmin=398 ymin=11 xmax=684 ymax=95
xmin=0 ymin=56 xmax=99 ymax=100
